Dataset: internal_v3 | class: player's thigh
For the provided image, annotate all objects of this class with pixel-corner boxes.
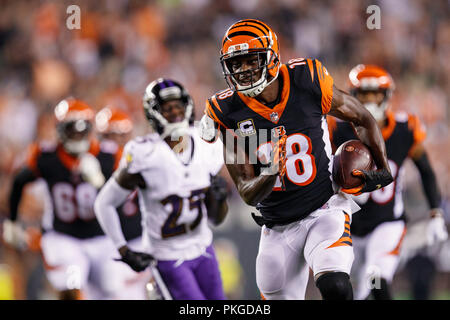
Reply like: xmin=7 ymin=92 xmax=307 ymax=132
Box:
xmin=365 ymin=220 xmax=406 ymax=281
xmin=40 ymin=231 xmax=89 ymax=292
xmin=304 ymin=210 xmax=354 ymax=278
xmin=157 ymin=259 xmax=205 ymax=300
xmin=256 ymin=223 xmax=309 ymax=299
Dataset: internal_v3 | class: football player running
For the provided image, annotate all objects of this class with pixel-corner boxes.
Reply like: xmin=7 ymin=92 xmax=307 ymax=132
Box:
xmin=199 ymin=19 xmax=393 ymax=300
xmin=328 ymin=65 xmax=448 ymax=300
xmin=3 ymin=99 xmax=123 ymax=300
xmin=94 ymin=79 xmax=229 ymax=300
xmin=94 ymin=107 xmax=150 ymax=299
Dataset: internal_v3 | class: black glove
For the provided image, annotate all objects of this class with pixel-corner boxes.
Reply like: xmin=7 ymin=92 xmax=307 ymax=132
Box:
xmin=208 ymin=174 xmax=228 ymax=202
xmin=116 ymin=248 xmax=154 ymax=272
xmin=352 ymin=168 xmax=394 ymax=193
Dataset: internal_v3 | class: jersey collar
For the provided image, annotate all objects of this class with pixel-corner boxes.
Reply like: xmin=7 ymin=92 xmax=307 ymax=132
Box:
xmin=237 ymin=64 xmax=290 ymax=124
xmin=57 ymin=139 xmax=100 ymax=171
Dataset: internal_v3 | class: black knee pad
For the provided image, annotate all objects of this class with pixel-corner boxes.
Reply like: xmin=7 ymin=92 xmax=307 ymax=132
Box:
xmin=315 ymin=272 xmax=353 ymax=300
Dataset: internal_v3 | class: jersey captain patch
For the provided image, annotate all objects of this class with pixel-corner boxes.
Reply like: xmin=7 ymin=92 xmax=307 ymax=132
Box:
xmin=237 ymin=118 xmax=256 ymax=136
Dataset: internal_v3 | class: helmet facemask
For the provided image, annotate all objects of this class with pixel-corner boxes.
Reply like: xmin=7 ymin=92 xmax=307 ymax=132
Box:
xmin=143 ymin=80 xmax=194 ymax=141
xmin=57 ymin=119 xmax=92 ymax=155
xmin=220 ymin=48 xmax=280 ymax=98
xmin=353 ymin=88 xmax=392 ymax=122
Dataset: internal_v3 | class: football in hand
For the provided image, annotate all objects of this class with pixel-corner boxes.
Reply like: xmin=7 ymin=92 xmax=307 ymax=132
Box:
xmin=332 ymin=140 xmax=374 ymax=189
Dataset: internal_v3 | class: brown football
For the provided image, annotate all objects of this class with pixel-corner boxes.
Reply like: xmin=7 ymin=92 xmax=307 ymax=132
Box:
xmin=332 ymin=140 xmax=374 ymax=189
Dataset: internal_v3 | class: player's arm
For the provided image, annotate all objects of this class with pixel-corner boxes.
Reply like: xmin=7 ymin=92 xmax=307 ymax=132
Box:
xmin=94 ymin=169 xmax=152 ymax=272
xmin=328 ymin=86 xmax=393 ymax=194
xmin=3 ymin=167 xmax=38 ymax=248
xmin=205 ymin=173 xmax=229 ymax=226
xmin=223 ymin=134 xmax=286 ymax=206
xmin=410 ymin=143 xmax=448 ymax=243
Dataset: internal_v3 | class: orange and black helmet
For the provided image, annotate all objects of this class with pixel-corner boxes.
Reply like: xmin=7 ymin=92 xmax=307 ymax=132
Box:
xmin=54 ymin=98 xmax=94 ymax=154
xmin=220 ymin=19 xmax=281 ymax=97
xmin=95 ymin=106 xmax=133 ymax=135
xmin=348 ymin=64 xmax=395 ymax=98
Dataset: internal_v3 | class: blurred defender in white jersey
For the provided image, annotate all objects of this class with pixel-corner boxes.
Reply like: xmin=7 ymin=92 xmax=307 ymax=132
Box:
xmin=94 ymin=78 xmax=228 ymax=300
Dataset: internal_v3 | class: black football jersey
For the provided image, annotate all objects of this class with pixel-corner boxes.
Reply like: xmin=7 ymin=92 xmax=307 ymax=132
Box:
xmin=328 ymin=111 xmax=426 ymax=236
xmin=205 ymin=58 xmax=336 ymax=224
xmin=27 ymin=141 xmax=142 ymax=240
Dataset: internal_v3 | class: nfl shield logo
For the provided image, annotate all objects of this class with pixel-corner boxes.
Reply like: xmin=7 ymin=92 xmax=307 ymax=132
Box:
xmin=270 ymin=112 xmax=279 ymax=122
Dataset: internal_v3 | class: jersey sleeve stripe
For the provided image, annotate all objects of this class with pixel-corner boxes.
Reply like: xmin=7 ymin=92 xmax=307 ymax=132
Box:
xmin=26 ymin=143 xmax=41 ymax=176
xmin=211 ymin=95 xmax=223 ymax=113
xmin=205 ymin=100 xmax=229 ymax=129
xmin=307 ymin=59 xmax=315 ymax=82
xmin=315 ymin=59 xmax=334 ymax=114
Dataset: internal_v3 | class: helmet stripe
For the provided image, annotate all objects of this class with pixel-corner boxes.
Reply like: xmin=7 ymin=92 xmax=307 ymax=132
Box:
xmin=230 ymin=23 xmax=269 ymax=47
xmin=222 ymin=30 xmax=265 ymax=47
xmin=238 ymin=19 xmax=270 ymax=34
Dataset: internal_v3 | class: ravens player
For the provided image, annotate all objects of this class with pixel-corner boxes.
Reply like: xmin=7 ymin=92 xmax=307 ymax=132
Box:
xmin=199 ymin=19 xmax=393 ymax=300
xmin=4 ymin=99 xmax=122 ymax=300
xmin=328 ymin=64 xmax=448 ymax=300
xmin=94 ymin=79 xmax=229 ymax=300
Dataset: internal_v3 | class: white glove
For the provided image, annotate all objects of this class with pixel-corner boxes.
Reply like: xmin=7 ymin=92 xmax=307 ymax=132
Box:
xmin=426 ymin=209 xmax=448 ymax=246
xmin=2 ymin=219 xmax=28 ymax=250
xmin=79 ymin=153 xmax=105 ymax=189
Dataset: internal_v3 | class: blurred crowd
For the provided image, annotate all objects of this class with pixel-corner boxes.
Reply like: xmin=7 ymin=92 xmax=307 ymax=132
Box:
xmin=0 ymin=0 xmax=449 ymax=299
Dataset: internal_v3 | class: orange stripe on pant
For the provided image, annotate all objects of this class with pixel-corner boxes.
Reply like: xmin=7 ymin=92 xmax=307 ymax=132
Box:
xmin=327 ymin=213 xmax=352 ymax=249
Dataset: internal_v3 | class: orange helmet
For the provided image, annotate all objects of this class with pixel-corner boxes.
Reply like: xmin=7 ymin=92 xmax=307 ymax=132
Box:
xmin=349 ymin=64 xmax=395 ymax=95
xmin=54 ymin=98 xmax=94 ymax=155
xmin=349 ymin=65 xmax=395 ymax=121
xmin=95 ymin=106 xmax=133 ymax=135
xmin=220 ymin=19 xmax=281 ymax=97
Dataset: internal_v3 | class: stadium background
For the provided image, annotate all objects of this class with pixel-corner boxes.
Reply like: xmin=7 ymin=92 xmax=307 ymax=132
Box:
xmin=0 ymin=0 xmax=449 ymax=299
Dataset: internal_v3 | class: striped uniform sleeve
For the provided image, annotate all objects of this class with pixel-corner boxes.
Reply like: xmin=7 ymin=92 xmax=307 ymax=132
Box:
xmin=305 ymin=59 xmax=334 ymax=115
xmin=407 ymin=114 xmax=427 ymax=155
xmin=25 ymin=143 xmax=42 ymax=176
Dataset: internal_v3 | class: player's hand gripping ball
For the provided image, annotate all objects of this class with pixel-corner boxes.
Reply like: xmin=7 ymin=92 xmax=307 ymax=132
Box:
xmin=332 ymin=140 xmax=374 ymax=194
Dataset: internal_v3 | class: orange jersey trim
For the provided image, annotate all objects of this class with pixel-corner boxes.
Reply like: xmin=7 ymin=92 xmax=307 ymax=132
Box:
xmin=26 ymin=143 xmax=42 ymax=176
xmin=381 ymin=110 xmax=396 ymax=140
xmin=307 ymin=59 xmax=315 ymax=82
xmin=237 ymin=64 xmax=290 ymax=124
xmin=407 ymin=114 xmax=426 ymax=156
xmin=114 ymin=146 xmax=123 ymax=170
xmin=205 ymin=100 xmax=229 ymax=130
xmin=315 ymin=60 xmax=334 ymax=114
xmin=56 ymin=139 xmax=101 ymax=171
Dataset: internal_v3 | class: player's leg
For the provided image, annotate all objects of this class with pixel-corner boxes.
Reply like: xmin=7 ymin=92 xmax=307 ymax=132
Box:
xmin=362 ymin=220 xmax=406 ymax=300
xmin=93 ymin=236 xmax=150 ymax=300
xmin=156 ymin=259 xmax=206 ymax=299
xmin=256 ymin=222 xmax=310 ymax=300
xmin=304 ymin=209 xmax=354 ymax=300
xmin=193 ymin=244 xmax=226 ymax=300
xmin=40 ymin=231 xmax=89 ymax=300
xmin=350 ymin=235 xmax=371 ymax=299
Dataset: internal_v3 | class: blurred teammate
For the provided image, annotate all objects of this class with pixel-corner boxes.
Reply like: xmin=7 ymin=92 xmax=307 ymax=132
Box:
xmin=199 ymin=19 xmax=393 ymax=300
xmin=94 ymin=78 xmax=229 ymax=300
xmin=3 ymin=99 xmax=121 ymax=300
xmin=328 ymin=64 xmax=448 ymax=299
xmin=94 ymin=106 xmax=149 ymax=299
